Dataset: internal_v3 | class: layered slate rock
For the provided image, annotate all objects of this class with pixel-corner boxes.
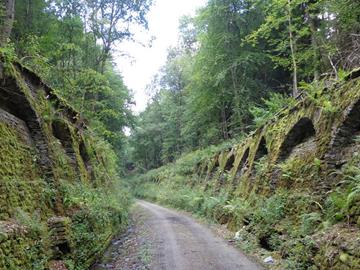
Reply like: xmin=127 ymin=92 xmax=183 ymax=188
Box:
xmin=0 ymin=58 xmax=120 ymax=269
xmin=179 ymin=76 xmax=360 ymax=269
xmin=48 ymin=216 xmax=71 ymax=259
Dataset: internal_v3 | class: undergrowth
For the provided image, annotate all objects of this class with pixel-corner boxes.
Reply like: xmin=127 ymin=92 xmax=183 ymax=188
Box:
xmin=128 ymin=142 xmax=360 ymax=270
xmin=60 ymin=180 xmax=132 ymax=269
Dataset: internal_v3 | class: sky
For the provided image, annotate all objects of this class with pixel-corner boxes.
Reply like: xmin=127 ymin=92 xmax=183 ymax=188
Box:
xmin=114 ymin=0 xmax=206 ymax=113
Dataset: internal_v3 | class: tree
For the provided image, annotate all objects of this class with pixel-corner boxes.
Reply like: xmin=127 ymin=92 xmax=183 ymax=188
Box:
xmin=7 ymin=0 xmax=152 ymax=170
xmin=130 ymin=97 xmax=165 ymax=170
xmin=326 ymin=0 xmax=360 ymax=71
xmin=184 ymin=0 xmax=283 ymax=140
xmin=87 ymin=0 xmax=152 ymax=73
xmin=287 ymin=0 xmax=299 ymax=96
xmin=0 ymin=0 xmax=15 ymax=46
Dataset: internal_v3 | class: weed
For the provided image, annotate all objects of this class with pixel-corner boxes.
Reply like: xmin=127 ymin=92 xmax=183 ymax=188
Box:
xmin=14 ymin=208 xmax=48 ymax=238
xmin=139 ymin=244 xmax=152 ymax=266
xmin=250 ymin=92 xmax=296 ymax=128
xmin=299 ymin=212 xmax=322 ymax=235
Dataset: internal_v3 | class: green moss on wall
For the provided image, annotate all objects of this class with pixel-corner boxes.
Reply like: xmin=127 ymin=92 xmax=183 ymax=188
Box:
xmin=0 ymin=59 xmax=130 ymax=269
xmin=132 ymin=78 xmax=360 ymax=269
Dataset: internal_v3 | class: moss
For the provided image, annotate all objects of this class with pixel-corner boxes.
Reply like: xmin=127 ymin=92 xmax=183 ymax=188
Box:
xmin=0 ymin=123 xmax=38 ymax=179
xmin=0 ymin=60 xmax=130 ymax=269
xmin=132 ymin=78 xmax=360 ymax=269
xmin=0 ymin=220 xmax=50 ymax=269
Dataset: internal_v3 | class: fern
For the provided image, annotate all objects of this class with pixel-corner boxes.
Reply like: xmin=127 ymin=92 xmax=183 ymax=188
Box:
xmin=345 ymin=173 xmax=360 ymax=209
xmin=299 ymin=81 xmax=337 ymax=113
xmin=250 ymin=93 xmax=295 ymax=128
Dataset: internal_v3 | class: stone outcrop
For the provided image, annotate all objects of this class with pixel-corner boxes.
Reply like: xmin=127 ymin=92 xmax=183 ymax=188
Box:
xmin=140 ymin=73 xmax=360 ymax=269
xmin=0 ymin=57 xmax=121 ymax=269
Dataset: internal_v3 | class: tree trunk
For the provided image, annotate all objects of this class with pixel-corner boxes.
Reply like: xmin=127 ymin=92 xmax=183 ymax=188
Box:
xmin=0 ymin=0 xmax=16 ymax=47
xmin=287 ymin=0 xmax=298 ymax=97
xmin=230 ymin=66 xmax=242 ymax=127
xmin=220 ymin=101 xmax=229 ymax=140
xmin=307 ymin=7 xmax=321 ymax=81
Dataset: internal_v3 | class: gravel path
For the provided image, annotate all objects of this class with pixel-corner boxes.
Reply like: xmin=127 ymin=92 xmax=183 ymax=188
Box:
xmin=91 ymin=200 xmax=263 ymax=270
xmin=138 ymin=200 xmax=262 ymax=270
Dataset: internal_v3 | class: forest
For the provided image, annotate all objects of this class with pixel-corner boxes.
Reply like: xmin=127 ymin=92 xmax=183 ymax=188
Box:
xmin=0 ymin=0 xmax=358 ymax=171
xmin=0 ymin=0 xmax=360 ymax=269
xmin=129 ymin=0 xmax=360 ymax=171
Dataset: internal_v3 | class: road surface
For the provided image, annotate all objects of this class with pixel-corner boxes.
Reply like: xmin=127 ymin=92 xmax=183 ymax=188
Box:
xmin=137 ymin=200 xmax=262 ymax=270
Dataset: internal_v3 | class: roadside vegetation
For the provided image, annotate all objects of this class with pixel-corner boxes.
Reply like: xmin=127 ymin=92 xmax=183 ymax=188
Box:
xmin=128 ymin=0 xmax=360 ymax=171
xmin=126 ymin=2 xmax=360 ymax=267
xmin=129 ymin=145 xmax=360 ymax=269
xmin=0 ymin=0 xmax=149 ymax=268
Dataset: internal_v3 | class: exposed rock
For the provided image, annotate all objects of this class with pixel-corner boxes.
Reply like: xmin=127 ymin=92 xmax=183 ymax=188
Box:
xmin=0 ymin=58 xmax=123 ymax=268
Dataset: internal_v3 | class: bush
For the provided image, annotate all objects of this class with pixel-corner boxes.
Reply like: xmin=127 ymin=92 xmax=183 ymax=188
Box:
xmin=250 ymin=93 xmax=295 ymax=128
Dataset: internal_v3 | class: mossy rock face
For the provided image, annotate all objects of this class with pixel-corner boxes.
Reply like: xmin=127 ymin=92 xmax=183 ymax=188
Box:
xmin=0 ymin=221 xmax=49 ymax=270
xmin=135 ymin=77 xmax=360 ymax=269
xmin=312 ymin=224 xmax=360 ymax=270
xmin=0 ymin=121 xmax=48 ymax=220
xmin=0 ymin=59 xmax=127 ymax=269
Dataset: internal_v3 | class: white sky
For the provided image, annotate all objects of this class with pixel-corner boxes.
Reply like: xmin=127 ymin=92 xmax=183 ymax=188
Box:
xmin=114 ymin=0 xmax=206 ymax=113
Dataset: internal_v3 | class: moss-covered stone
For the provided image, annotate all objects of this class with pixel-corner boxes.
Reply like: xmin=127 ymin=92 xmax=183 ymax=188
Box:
xmin=134 ymin=77 xmax=360 ymax=269
xmin=0 ymin=58 xmax=129 ymax=269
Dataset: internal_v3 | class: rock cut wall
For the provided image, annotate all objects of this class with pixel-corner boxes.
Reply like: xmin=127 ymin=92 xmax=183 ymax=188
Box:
xmin=0 ymin=59 xmax=123 ymax=269
xmin=140 ymin=73 xmax=360 ymax=269
xmin=195 ymin=76 xmax=360 ymax=268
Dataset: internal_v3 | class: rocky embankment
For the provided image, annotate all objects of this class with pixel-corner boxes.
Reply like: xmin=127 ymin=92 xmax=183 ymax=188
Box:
xmin=0 ymin=58 xmax=129 ymax=269
xmin=132 ymin=73 xmax=360 ymax=269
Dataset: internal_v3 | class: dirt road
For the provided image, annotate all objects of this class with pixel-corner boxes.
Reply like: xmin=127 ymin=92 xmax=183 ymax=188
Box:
xmin=137 ymin=200 xmax=262 ymax=270
xmin=91 ymin=201 xmax=263 ymax=270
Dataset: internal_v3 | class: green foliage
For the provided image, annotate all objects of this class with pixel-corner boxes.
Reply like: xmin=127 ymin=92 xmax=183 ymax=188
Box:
xmin=342 ymin=166 xmax=360 ymax=221
xmin=15 ymin=209 xmax=48 ymax=239
xmin=60 ymin=180 xmax=131 ymax=269
xmin=324 ymin=190 xmax=348 ymax=222
xmin=61 ymin=69 xmax=133 ymax=156
xmin=11 ymin=209 xmax=50 ymax=269
xmin=250 ymin=93 xmax=296 ymax=128
xmin=322 ymin=165 xmax=360 ymax=225
xmin=0 ymin=43 xmax=17 ymax=75
xmin=299 ymin=212 xmax=322 ymax=235
xmin=299 ymin=81 xmax=337 ymax=113
xmin=0 ymin=43 xmax=16 ymax=61
xmin=223 ymin=197 xmax=252 ymax=224
xmin=253 ymin=191 xmax=288 ymax=226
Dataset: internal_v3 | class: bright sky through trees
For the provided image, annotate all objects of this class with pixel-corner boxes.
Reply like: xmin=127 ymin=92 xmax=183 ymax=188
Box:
xmin=115 ymin=0 xmax=206 ymax=113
